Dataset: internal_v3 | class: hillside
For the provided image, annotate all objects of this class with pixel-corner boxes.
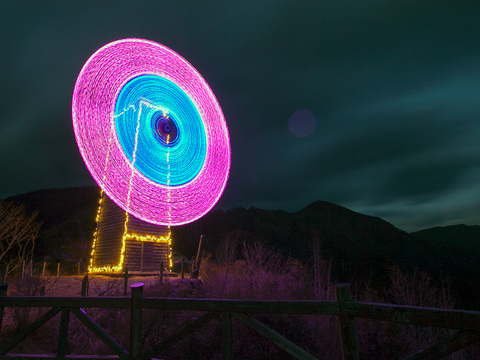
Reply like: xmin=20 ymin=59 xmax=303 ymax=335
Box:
xmin=173 ymin=201 xmax=428 ymax=286
xmin=411 ymin=225 xmax=480 ymax=286
xmin=3 ymin=187 xmax=479 ymax=295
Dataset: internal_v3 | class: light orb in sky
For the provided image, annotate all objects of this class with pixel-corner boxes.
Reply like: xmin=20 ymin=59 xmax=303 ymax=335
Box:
xmin=288 ymin=109 xmax=318 ymax=137
xmin=72 ymin=38 xmax=231 ymax=226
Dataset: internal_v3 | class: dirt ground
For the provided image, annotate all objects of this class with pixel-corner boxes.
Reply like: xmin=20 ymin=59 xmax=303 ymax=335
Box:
xmin=6 ymin=274 xmax=176 ymax=297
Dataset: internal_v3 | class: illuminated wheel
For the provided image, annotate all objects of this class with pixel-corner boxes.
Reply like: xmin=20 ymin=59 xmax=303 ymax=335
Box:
xmin=72 ymin=39 xmax=231 ymax=226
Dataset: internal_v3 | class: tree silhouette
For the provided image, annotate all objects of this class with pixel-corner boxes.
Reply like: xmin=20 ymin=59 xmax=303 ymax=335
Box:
xmin=0 ymin=201 xmax=41 ymax=280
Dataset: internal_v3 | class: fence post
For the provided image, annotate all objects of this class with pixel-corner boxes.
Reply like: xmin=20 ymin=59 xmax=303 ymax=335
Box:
xmin=335 ymin=283 xmax=359 ymax=360
xmin=0 ymin=283 xmax=7 ymax=331
xmin=191 ymin=235 xmax=205 ymax=279
xmin=124 ymin=268 xmax=129 ymax=296
xmin=181 ymin=257 xmax=184 ymax=280
xmin=130 ymin=283 xmax=143 ymax=360
xmin=141 ymin=242 xmax=144 ymax=273
xmin=222 ymin=313 xmax=233 ymax=360
xmin=2 ymin=264 xmax=8 ymax=283
xmin=81 ymin=274 xmax=89 ymax=296
xmin=57 ymin=309 xmax=70 ymax=357
xmin=159 ymin=262 xmax=164 ymax=283
xmin=57 ymin=263 xmax=60 ymax=277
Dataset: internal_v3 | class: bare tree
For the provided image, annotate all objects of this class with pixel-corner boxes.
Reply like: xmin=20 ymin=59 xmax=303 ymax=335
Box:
xmin=215 ymin=231 xmax=239 ymax=266
xmin=213 ymin=232 xmax=240 ymax=297
xmin=312 ymin=232 xmax=333 ymax=300
xmin=0 ymin=201 xmax=41 ymax=279
xmin=239 ymin=241 xmax=293 ymax=299
xmin=387 ymin=265 xmax=457 ymax=358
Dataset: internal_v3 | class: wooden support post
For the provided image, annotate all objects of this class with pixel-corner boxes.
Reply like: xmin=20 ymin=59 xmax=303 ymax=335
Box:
xmin=222 ymin=313 xmax=233 ymax=360
xmin=181 ymin=257 xmax=184 ymax=280
xmin=42 ymin=261 xmax=46 ymax=277
xmin=141 ymin=242 xmax=144 ymax=273
xmin=124 ymin=268 xmax=129 ymax=296
xmin=2 ymin=264 xmax=8 ymax=283
xmin=57 ymin=309 xmax=70 ymax=357
xmin=159 ymin=262 xmax=164 ymax=283
xmin=191 ymin=235 xmax=205 ymax=279
xmin=335 ymin=283 xmax=359 ymax=360
xmin=0 ymin=283 xmax=7 ymax=331
xmin=57 ymin=263 xmax=60 ymax=277
xmin=130 ymin=283 xmax=143 ymax=360
xmin=81 ymin=275 xmax=89 ymax=296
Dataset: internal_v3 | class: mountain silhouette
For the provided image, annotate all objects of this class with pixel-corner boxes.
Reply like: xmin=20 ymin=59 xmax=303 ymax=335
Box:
xmin=411 ymin=225 xmax=480 ymax=295
xmin=3 ymin=187 xmax=479 ymax=302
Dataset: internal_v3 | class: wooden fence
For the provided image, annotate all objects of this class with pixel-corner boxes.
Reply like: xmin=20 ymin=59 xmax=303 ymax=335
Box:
xmin=0 ymin=282 xmax=479 ymax=360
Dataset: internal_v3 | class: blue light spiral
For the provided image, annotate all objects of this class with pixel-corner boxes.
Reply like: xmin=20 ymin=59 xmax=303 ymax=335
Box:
xmin=114 ymin=75 xmax=207 ymax=186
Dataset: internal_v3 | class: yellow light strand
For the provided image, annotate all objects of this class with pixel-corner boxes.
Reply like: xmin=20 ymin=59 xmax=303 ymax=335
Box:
xmin=117 ymin=104 xmax=143 ymax=271
xmin=88 ymin=120 xmax=115 ymax=273
xmin=88 ymin=103 xmax=173 ymax=274
xmin=166 ymin=132 xmax=173 ymax=268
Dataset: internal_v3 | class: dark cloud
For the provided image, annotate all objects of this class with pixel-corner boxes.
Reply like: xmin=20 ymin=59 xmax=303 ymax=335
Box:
xmin=1 ymin=0 xmax=480 ymax=231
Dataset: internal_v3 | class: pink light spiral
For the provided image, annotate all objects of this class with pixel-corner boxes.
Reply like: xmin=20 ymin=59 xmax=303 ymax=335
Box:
xmin=72 ymin=39 xmax=231 ymax=226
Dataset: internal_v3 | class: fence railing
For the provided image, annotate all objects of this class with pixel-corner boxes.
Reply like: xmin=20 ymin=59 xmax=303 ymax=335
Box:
xmin=1 ymin=282 xmax=479 ymax=360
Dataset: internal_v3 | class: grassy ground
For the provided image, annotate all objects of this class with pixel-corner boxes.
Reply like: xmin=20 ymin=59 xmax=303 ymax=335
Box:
xmin=5 ymin=274 xmax=179 ymax=297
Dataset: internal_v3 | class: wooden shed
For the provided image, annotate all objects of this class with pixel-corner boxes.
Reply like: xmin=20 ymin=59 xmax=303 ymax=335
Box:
xmin=89 ymin=193 xmax=171 ymax=273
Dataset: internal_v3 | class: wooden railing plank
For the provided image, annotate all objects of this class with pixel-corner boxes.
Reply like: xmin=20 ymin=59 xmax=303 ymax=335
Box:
xmin=352 ymin=302 xmax=480 ymax=333
xmin=402 ymin=331 xmax=480 ymax=360
xmin=0 ymin=308 xmax=61 ymax=355
xmin=0 ymin=297 xmax=342 ymax=315
xmin=70 ymin=308 xmax=128 ymax=360
xmin=140 ymin=298 xmax=340 ymax=315
xmin=0 ymin=297 xmax=130 ymax=309
xmin=0 ymin=356 xmax=121 ymax=360
xmin=233 ymin=312 xmax=319 ymax=360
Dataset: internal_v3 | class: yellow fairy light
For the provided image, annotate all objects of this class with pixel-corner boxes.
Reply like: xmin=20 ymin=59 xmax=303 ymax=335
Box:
xmin=88 ymin=104 xmax=173 ymax=274
xmin=88 ymin=189 xmax=105 ymax=273
xmin=88 ymin=193 xmax=173 ymax=274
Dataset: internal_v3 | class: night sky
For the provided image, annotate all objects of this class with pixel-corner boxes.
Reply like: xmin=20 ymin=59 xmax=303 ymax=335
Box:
xmin=1 ymin=1 xmax=480 ymax=232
